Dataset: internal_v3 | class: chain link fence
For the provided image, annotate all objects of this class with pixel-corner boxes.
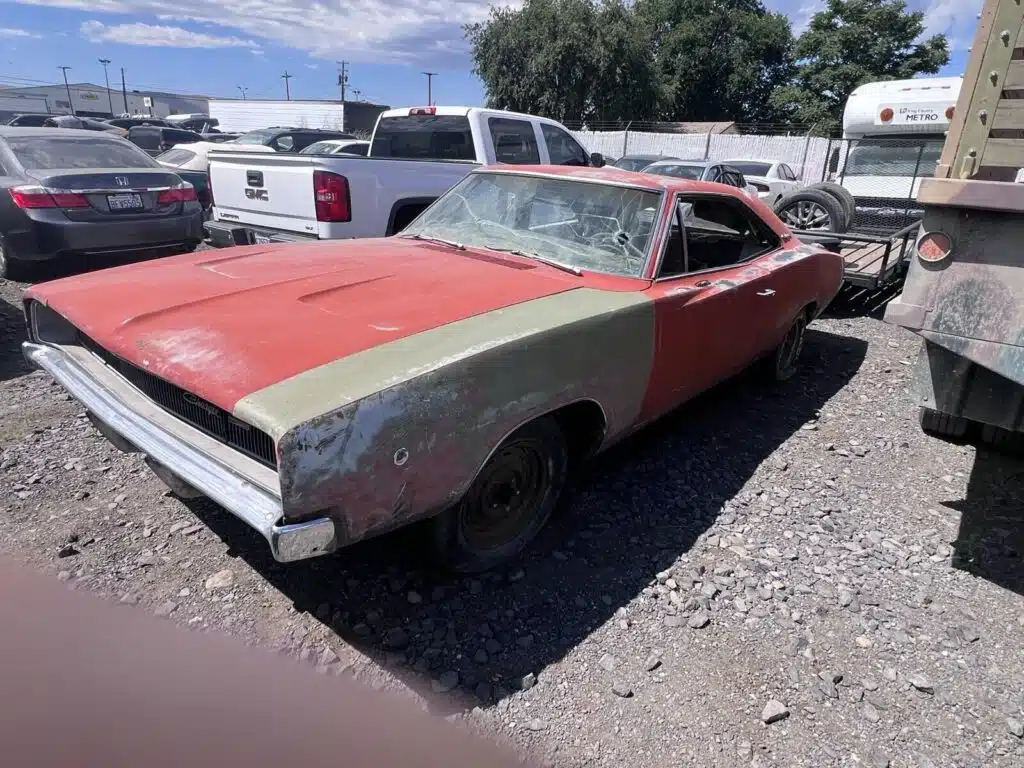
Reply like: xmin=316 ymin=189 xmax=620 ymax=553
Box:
xmin=564 ymin=121 xmax=944 ymax=236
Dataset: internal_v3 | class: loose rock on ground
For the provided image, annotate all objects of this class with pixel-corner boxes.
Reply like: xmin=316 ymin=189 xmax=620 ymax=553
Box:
xmin=2 ymin=272 xmax=1022 ymax=767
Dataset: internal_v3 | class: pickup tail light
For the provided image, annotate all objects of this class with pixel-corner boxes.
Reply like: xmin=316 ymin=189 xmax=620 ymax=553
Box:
xmin=313 ymin=170 xmax=351 ymax=222
xmin=157 ymin=182 xmax=198 ymax=204
xmin=9 ymin=185 xmax=89 ymax=209
xmin=409 ymin=107 xmax=437 ymax=116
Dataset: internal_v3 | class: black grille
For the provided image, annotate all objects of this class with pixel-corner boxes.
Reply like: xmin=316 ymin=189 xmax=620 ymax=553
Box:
xmin=78 ymin=332 xmax=278 ymax=469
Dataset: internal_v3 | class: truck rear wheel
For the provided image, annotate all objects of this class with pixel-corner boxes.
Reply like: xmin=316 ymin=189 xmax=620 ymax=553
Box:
xmin=919 ymin=407 xmax=1024 ymax=455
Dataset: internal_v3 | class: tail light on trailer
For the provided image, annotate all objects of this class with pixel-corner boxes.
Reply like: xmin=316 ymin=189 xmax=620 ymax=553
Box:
xmin=313 ymin=170 xmax=351 ymax=222
xmin=157 ymin=182 xmax=198 ymax=204
xmin=9 ymin=185 xmax=89 ymax=209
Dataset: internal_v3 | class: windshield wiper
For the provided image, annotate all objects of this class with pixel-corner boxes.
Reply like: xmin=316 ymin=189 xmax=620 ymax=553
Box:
xmin=480 ymin=245 xmax=582 ymax=276
xmin=400 ymin=233 xmax=466 ymax=250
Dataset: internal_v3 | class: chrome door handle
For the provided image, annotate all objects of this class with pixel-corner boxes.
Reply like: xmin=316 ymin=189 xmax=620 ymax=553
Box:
xmin=757 ymin=289 xmax=776 ymax=296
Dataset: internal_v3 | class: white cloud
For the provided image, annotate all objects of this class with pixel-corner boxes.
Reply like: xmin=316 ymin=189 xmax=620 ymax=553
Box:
xmin=81 ymin=20 xmax=257 ymax=49
xmin=0 ymin=26 xmax=41 ymax=38
xmin=3 ymin=0 xmax=980 ymax=66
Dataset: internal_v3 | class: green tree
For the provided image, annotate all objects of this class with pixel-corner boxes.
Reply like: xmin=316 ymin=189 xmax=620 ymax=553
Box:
xmin=466 ymin=0 xmax=791 ymax=125
xmin=634 ymin=0 xmax=794 ymax=123
xmin=771 ymin=0 xmax=950 ymax=135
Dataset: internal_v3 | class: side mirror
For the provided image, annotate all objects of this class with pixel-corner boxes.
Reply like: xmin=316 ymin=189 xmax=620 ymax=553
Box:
xmin=590 ymin=152 xmax=605 ymax=168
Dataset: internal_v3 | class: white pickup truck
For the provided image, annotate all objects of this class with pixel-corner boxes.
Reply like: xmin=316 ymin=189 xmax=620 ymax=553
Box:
xmin=203 ymin=106 xmax=605 ymax=246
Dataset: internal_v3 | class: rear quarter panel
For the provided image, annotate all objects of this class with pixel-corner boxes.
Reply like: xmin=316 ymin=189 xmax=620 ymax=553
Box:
xmin=763 ymin=240 xmax=844 ymax=342
xmin=237 ymin=288 xmax=656 ymax=545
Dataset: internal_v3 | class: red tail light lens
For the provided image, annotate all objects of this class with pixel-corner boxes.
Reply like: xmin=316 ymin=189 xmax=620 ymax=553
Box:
xmin=157 ymin=182 xmax=198 ymax=204
xmin=409 ymin=107 xmax=436 ymax=115
xmin=9 ymin=186 xmax=89 ymax=209
xmin=879 ymin=107 xmax=894 ymax=122
xmin=313 ymin=170 xmax=351 ymax=222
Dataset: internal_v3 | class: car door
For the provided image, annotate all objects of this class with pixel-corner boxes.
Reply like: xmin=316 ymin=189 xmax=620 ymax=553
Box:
xmin=640 ymin=194 xmax=788 ymax=421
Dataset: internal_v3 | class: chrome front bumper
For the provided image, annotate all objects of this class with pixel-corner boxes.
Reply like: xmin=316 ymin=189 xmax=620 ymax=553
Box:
xmin=22 ymin=341 xmax=337 ymax=563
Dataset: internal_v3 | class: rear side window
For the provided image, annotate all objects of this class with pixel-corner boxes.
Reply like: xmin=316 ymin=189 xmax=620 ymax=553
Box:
xmin=489 ymin=118 xmax=540 ymax=164
xmin=166 ymin=129 xmax=200 ymax=143
xmin=156 ymin=148 xmax=196 ymax=165
xmin=272 ymin=135 xmax=295 ymax=151
xmin=371 ymin=115 xmax=476 ymax=160
xmin=541 ymin=123 xmax=588 ymax=166
xmin=6 ymin=137 xmax=157 ymax=169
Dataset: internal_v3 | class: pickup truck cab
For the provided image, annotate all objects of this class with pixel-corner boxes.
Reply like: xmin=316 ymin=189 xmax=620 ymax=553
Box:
xmin=204 ymin=106 xmax=604 ymax=246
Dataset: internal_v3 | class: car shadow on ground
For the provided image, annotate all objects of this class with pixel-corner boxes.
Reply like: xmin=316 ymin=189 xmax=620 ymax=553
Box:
xmin=944 ymin=448 xmax=1024 ymax=597
xmin=184 ymin=325 xmax=869 ymax=714
xmin=0 ymin=292 xmax=30 ymax=383
xmin=821 ymin=281 xmax=905 ymax=321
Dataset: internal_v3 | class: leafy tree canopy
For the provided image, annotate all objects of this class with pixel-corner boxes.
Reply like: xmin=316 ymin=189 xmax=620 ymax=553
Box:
xmin=466 ymin=0 xmax=950 ymax=134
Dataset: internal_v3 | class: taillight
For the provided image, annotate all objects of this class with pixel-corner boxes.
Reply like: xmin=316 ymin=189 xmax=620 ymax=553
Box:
xmin=313 ymin=170 xmax=351 ymax=222
xmin=879 ymin=107 xmax=894 ymax=122
xmin=945 ymin=105 xmax=955 ymax=120
xmin=9 ymin=185 xmax=89 ymax=209
xmin=409 ymin=107 xmax=436 ymax=116
xmin=157 ymin=182 xmax=198 ymax=204
xmin=915 ymin=230 xmax=953 ymax=264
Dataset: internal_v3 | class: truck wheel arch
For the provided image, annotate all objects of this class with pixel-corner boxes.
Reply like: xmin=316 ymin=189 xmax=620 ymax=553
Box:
xmin=387 ymin=198 xmax=438 ymax=235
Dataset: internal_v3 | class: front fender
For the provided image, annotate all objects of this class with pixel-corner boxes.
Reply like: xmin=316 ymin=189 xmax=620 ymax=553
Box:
xmin=273 ymin=299 xmax=656 ymax=547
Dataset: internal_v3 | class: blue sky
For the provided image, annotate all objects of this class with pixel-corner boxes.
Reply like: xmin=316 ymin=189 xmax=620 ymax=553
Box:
xmin=0 ymin=0 xmax=982 ymax=108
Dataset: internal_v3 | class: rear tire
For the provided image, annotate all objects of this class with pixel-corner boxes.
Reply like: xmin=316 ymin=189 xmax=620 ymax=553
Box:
xmin=0 ymin=235 xmax=29 ymax=281
xmin=920 ymin=407 xmax=1024 ymax=454
xmin=431 ymin=416 xmax=568 ymax=574
xmin=774 ymin=188 xmax=848 ymax=233
xmin=766 ymin=311 xmax=808 ymax=382
xmin=805 ymin=182 xmax=856 ymax=230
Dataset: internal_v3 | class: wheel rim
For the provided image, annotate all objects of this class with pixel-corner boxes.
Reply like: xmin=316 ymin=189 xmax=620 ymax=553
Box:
xmin=458 ymin=438 xmax=550 ymax=552
xmin=779 ymin=201 xmax=832 ymax=230
xmin=777 ymin=317 xmax=806 ymax=375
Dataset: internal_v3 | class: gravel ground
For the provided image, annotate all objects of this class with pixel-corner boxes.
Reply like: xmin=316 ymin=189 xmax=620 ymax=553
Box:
xmin=1 ymin=261 xmax=1023 ymax=768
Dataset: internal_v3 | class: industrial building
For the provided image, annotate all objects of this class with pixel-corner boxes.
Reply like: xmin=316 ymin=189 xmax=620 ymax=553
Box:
xmin=0 ymin=82 xmax=209 ymax=121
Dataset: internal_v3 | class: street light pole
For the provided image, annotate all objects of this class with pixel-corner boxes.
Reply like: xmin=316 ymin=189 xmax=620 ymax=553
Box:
xmin=58 ymin=66 xmax=75 ymax=116
xmin=421 ymin=71 xmax=437 ymax=106
xmin=237 ymin=85 xmax=248 ymax=100
xmin=98 ymin=58 xmax=114 ymax=115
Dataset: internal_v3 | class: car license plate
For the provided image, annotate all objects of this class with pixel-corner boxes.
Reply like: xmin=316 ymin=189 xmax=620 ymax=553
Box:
xmin=107 ymin=192 xmax=144 ymax=211
xmin=253 ymin=232 xmax=272 ymax=244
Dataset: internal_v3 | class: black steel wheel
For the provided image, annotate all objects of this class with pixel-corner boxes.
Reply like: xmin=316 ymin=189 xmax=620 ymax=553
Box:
xmin=770 ymin=312 xmax=808 ymax=382
xmin=0 ymin=235 xmax=28 ymax=282
xmin=432 ymin=416 xmax=568 ymax=573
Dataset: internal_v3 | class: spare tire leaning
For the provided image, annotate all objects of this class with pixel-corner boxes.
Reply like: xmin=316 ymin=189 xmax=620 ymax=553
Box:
xmin=773 ymin=188 xmax=849 ymax=233
xmin=804 ymin=181 xmax=855 ymax=230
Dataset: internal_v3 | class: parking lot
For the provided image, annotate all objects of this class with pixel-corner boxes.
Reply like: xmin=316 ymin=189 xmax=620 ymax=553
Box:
xmin=2 ymin=263 xmax=1021 ymax=767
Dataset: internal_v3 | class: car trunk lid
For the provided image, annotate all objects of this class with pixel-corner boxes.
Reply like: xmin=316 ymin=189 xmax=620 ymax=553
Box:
xmin=22 ymin=169 xmax=190 ymax=219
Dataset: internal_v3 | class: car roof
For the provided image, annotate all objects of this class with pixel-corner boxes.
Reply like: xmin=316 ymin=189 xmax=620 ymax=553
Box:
xmin=0 ymin=126 xmax=122 ymax=139
xmin=723 ymin=158 xmax=777 ymax=164
xmin=645 ymin=158 xmax=713 ymax=167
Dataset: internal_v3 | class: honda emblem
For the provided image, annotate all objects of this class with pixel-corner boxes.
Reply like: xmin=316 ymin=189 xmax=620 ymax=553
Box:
xmin=115 ymin=176 xmax=130 ymax=187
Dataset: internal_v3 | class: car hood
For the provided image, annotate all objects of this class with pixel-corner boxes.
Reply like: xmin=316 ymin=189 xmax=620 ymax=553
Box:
xmin=27 ymin=238 xmax=580 ymax=411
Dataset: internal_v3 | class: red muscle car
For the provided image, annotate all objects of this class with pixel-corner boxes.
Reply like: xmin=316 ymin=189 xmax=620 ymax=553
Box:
xmin=22 ymin=165 xmax=843 ymax=573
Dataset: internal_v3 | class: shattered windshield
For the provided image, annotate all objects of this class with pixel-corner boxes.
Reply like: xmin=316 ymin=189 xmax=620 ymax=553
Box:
xmin=400 ymin=172 xmax=662 ymax=277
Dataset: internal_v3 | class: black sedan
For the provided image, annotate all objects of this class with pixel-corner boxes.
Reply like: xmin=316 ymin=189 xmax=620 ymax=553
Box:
xmin=0 ymin=128 xmax=203 ymax=280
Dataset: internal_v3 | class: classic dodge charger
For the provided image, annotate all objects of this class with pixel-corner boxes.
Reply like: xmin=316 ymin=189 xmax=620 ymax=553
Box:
xmin=22 ymin=165 xmax=843 ymax=573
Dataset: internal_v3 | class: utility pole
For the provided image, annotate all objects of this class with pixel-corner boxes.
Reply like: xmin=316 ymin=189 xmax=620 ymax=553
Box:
xmin=421 ymin=71 xmax=437 ymax=106
xmin=336 ymin=61 xmax=348 ymax=131
xmin=120 ymin=67 xmax=128 ymax=113
xmin=237 ymin=85 xmax=248 ymax=100
xmin=98 ymin=58 xmax=114 ymax=115
xmin=58 ymin=66 xmax=75 ymax=116
xmin=281 ymin=71 xmax=292 ymax=100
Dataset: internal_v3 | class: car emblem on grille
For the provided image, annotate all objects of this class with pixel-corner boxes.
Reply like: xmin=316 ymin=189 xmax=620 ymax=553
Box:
xmin=115 ymin=176 xmax=130 ymax=187
xmin=182 ymin=391 xmax=220 ymax=415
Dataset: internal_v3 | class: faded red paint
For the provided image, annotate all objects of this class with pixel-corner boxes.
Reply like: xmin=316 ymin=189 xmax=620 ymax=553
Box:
xmin=25 ymin=237 xmax=596 ymax=411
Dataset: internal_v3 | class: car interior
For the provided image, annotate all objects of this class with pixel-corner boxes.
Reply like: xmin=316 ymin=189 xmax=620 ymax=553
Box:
xmin=659 ymin=196 xmax=780 ymax=277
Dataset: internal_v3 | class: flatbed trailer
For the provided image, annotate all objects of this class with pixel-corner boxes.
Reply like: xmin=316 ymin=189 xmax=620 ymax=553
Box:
xmin=882 ymin=0 xmax=1024 ymax=451
xmin=794 ymin=223 xmax=918 ymax=290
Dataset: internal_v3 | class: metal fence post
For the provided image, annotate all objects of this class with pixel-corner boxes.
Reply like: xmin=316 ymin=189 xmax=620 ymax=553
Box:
xmin=623 ymin=121 xmax=631 ymax=157
xmin=797 ymin=123 xmax=816 ymax=182
xmin=703 ymin=131 xmax=712 ymax=160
